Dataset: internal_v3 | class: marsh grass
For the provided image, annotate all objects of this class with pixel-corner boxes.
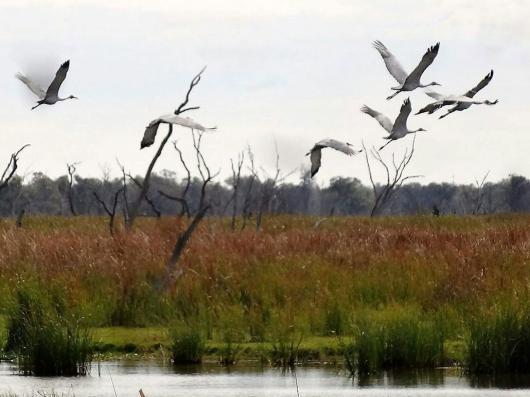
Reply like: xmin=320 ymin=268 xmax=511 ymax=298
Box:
xmin=6 ymin=285 xmax=93 ymax=376
xmin=1 ymin=215 xmax=530 ymax=371
xmin=169 ymin=323 xmax=205 ymax=364
xmin=342 ymin=306 xmax=446 ymax=375
xmin=467 ymin=300 xmax=530 ymax=374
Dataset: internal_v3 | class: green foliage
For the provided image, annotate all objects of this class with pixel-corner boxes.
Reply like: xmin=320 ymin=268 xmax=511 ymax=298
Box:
xmin=467 ymin=301 xmax=530 ymax=374
xmin=342 ymin=305 xmax=446 ymax=375
xmin=169 ymin=323 xmax=205 ymax=364
xmin=6 ymin=284 xmax=93 ymax=376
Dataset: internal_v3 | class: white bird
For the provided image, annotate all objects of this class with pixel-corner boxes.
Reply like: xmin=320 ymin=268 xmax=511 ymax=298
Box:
xmin=361 ymin=98 xmax=426 ymax=151
xmin=373 ymin=41 xmax=441 ymax=100
xmin=141 ymin=113 xmax=216 ymax=149
xmin=15 ymin=60 xmax=78 ymax=110
xmin=417 ymin=70 xmax=498 ymax=119
xmin=306 ymin=139 xmax=362 ymax=178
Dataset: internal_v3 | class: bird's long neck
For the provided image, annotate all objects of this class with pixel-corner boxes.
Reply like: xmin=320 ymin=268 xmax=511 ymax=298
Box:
xmin=419 ymin=82 xmax=438 ymax=88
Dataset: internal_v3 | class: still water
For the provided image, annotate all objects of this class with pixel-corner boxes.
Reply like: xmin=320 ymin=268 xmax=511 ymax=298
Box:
xmin=2 ymin=361 xmax=530 ymax=397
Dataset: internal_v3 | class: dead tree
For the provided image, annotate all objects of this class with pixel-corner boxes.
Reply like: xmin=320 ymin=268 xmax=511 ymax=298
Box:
xmin=116 ymin=160 xmax=130 ymax=223
xmin=252 ymin=142 xmax=295 ymax=231
xmin=66 ymin=162 xmax=79 ymax=216
xmin=126 ymin=67 xmax=206 ymax=230
xmin=363 ymin=136 xmax=421 ymax=217
xmin=473 ymin=171 xmax=490 ymax=215
xmin=228 ymin=152 xmax=244 ymax=230
xmin=15 ymin=208 xmax=25 ymax=228
xmin=158 ymin=141 xmax=192 ymax=217
xmin=0 ymin=144 xmax=30 ymax=195
xmin=93 ymin=188 xmax=124 ymax=236
xmin=127 ymin=173 xmax=161 ymax=218
xmin=240 ymin=146 xmax=257 ymax=231
xmin=157 ymin=130 xmax=218 ymax=291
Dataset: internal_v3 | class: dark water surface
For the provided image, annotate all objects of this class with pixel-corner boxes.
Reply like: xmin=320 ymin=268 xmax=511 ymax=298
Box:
xmin=2 ymin=361 xmax=530 ymax=397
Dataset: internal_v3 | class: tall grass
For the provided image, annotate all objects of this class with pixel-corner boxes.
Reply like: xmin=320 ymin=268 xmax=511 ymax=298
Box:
xmin=467 ymin=300 xmax=530 ymax=374
xmin=0 ymin=215 xmax=529 ymax=370
xmin=342 ymin=305 xmax=446 ymax=375
xmin=6 ymin=285 xmax=93 ymax=376
xmin=169 ymin=323 xmax=205 ymax=364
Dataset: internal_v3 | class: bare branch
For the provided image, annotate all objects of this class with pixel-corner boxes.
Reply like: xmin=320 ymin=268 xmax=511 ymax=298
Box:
xmin=128 ymin=66 xmax=207 ymax=229
xmin=127 ymin=173 xmax=161 ymax=218
xmin=93 ymin=188 xmax=124 ymax=236
xmin=364 ymin=137 xmax=420 ymax=217
xmin=174 ymin=66 xmax=206 ymax=115
xmin=0 ymin=144 xmax=30 ymax=193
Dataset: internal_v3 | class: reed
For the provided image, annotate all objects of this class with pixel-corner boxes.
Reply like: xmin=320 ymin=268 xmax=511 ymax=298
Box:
xmin=467 ymin=300 xmax=530 ymax=374
xmin=6 ymin=285 xmax=93 ymax=376
xmin=0 ymin=215 xmax=529 ymax=371
xmin=169 ymin=323 xmax=205 ymax=364
xmin=342 ymin=305 xmax=446 ymax=375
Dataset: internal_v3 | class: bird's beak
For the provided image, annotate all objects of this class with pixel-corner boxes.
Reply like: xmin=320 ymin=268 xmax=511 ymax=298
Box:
xmin=72 ymin=96 xmax=79 ymax=100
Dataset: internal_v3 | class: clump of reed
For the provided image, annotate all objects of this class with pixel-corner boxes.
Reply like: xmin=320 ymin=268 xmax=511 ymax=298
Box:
xmin=6 ymin=285 xmax=93 ymax=376
xmin=466 ymin=300 xmax=530 ymax=374
xmin=342 ymin=305 xmax=446 ymax=375
xmin=169 ymin=323 xmax=205 ymax=364
xmin=268 ymin=317 xmax=304 ymax=367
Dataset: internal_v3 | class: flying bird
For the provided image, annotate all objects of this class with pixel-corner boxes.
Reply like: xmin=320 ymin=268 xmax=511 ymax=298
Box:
xmin=373 ymin=40 xmax=441 ymax=100
xmin=417 ymin=70 xmax=498 ymax=119
xmin=306 ymin=139 xmax=362 ymax=178
xmin=15 ymin=60 xmax=78 ymax=110
xmin=361 ymin=98 xmax=426 ymax=151
xmin=141 ymin=113 xmax=216 ymax=149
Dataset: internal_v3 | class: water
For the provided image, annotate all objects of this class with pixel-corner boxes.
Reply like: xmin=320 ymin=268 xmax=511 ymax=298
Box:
xmin=2 ymin=361 xmax=530 ymax=397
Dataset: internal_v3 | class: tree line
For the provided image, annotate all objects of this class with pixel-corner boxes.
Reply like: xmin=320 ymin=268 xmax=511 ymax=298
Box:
xmin=1 ymin=168 xmax=529 ymax=219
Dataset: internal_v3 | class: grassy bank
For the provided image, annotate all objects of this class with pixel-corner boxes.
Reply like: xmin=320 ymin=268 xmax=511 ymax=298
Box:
xmin=0 ymin=215 xmax=529 ymax=372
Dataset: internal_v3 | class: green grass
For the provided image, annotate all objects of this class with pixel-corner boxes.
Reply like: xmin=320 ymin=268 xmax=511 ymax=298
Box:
xmin=466 ymin=301 xmax=530 ymax=374
xmin=5 ymin=286 xmax=93 ymax=376
xmin=2 ymin=215 xmax=530 ymax=373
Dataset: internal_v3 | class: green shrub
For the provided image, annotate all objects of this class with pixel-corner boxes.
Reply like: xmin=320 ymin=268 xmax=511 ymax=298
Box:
xmin=170 ymin=324 xmax=205 ymax=364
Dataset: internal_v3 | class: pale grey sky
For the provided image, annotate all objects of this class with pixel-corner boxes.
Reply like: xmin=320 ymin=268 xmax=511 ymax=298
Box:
xmin=0 ymin=0 xmax=527 ymax=186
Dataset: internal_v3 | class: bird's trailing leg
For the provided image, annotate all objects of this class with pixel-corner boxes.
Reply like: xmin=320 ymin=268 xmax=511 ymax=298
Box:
xmin=31 ymin=102 xmax=44 ymax=110
xmin=439 ymin=108 xmax=457 ymax=119
xmin=386 ymin=90 xmax=402 ymax=101
xmin=379 ymin=139 xmax=394 ymax=151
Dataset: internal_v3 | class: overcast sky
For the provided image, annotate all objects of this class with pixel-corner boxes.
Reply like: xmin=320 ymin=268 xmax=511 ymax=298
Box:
xmin=0 ymin=0 xmax=527 ymax=186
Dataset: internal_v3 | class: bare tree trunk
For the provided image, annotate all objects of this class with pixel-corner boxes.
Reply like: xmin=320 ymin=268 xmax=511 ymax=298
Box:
xmin=156 ymin=130 xmax=218 ymax=291
xmin=230 ymin=152 xmax=244 ymax=231
xmin=158 ymin=204 xmax=210 ymax=291
xmin=473 ymin=171 xmax=490 ymax=215
xmin=15 ymin=208 xmax=25 ymax=228
xmin=126 ymin=67 xmax=206 ymax=229
xmin=66 ymin=163 xmax=79 ymax=216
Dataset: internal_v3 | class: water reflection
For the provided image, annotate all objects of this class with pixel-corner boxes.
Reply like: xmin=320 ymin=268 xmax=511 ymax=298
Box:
xmin=2 ymin=361 xmax=530 ymax=397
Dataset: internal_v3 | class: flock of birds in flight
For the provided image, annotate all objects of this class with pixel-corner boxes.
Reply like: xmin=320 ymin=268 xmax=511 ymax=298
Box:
xmin=14 ymin=40 xmax=499 ymax=179
xmin=307 ymin=41 xmax=498 ymax=177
